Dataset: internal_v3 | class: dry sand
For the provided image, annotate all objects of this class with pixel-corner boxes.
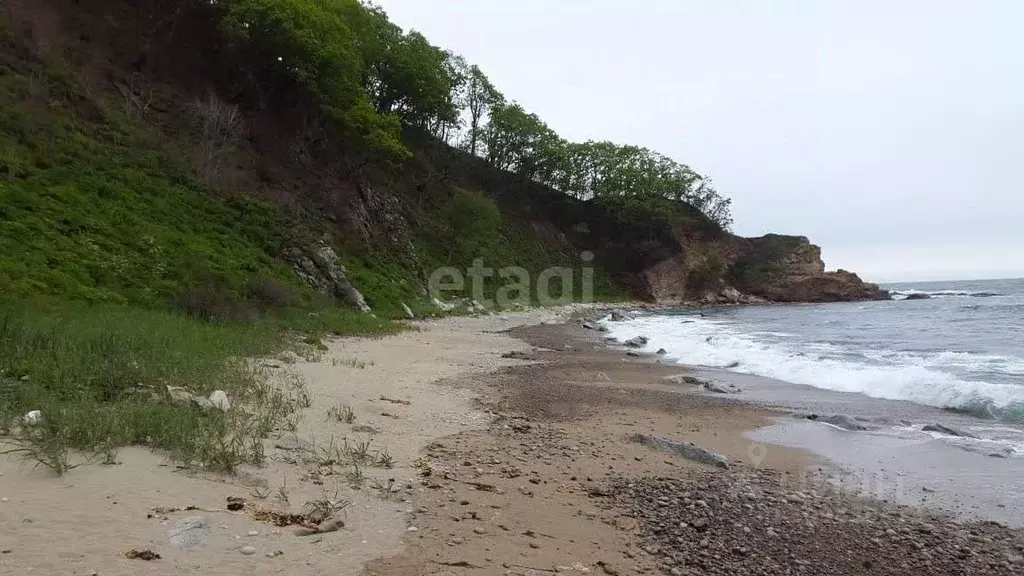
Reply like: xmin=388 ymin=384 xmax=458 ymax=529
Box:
xmin=0 ymin=308 xmax=574 ymax=575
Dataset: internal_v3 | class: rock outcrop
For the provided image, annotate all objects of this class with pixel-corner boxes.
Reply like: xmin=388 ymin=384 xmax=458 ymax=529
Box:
xmin=283 ymin=242 xmax=371 ymax=312
xmin=635 ymin=232 xmax=888 ymax=305
xmin=727 ymin=235 xmax=889 ymax=303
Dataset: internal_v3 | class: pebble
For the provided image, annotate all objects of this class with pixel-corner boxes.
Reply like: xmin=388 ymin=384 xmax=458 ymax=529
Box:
xmin=407 ymin=526 xmax=419 ymax=532
xmin=247 ymin=531 xmax=259 ymax=537
xmin=239 ymin=546 xmax=256 ymax=556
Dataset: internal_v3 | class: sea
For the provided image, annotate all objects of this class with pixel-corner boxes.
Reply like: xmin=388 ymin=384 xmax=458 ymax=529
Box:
xmin=601 ymin=278 xmax=1024 ymax=524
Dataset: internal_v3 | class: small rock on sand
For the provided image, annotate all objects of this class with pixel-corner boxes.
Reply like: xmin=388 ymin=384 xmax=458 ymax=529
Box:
xmin=274 ymin=435 xmax=314 ymax=452
xmin=922 ymin=423 xmax=978 ymax=438
xmin=806 ymin=414 xmax=869 ymax=431
xmin=169 ymin=516 xmax=210 ymax=549
xmin=630 ymin=434 xmax=729 ymax=469
xmin=240 ymin=546 xmax=256 ymax=555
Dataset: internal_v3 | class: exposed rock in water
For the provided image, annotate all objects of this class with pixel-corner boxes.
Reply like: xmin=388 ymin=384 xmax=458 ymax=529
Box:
xmin=806 ymin=414 xmax=870 ymax=431
xmin=630 ymin=433 xmax=729 ymax=469
xmin=610 ymin=310 xmax=633 ymax=322
xmin=623 ymin=336 xmax=649 ymax=348
xmin=904 ymin=293 xmax=932 ymax=300
xmin=923 ymin=423 xmax=978 ymax=439
xmin=655 ymin=348 xmax=668 ymax=355
xmin=283 ymin=242 xmax=370 ymax=312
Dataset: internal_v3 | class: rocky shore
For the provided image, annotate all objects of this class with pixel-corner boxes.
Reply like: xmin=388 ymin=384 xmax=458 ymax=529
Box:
xmin=616 ymin=470 xmax=1023 ymax=575
xmin=368 ymin=318 xmax=1023 ymax=575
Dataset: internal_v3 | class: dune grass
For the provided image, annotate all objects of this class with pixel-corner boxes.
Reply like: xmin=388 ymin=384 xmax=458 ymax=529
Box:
xmin=0 ymin=301 xmax=401 ymax=474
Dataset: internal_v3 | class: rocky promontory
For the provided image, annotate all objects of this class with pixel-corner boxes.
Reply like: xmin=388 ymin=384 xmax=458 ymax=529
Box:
xmin=637 ymin=233 xmax=888 ymax=306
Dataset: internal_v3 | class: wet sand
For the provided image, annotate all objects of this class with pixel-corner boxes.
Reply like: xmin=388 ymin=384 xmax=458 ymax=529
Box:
xmin=685 ymin=367 xmax=1024 ymax=527
xmin=367 ymin=319 xmax=1024 ymax=575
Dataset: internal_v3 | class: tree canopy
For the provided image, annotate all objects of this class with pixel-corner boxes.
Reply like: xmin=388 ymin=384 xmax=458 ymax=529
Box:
xmin=220 ymin=0 xmax=733 ymax=229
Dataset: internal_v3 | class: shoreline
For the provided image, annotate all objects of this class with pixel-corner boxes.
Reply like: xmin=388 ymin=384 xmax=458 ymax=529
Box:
xmin=598 ymin=305 xmax=1024 ymax=529
xmin=2 ymin=308 xmax=1022 ymax=575
xmin=367 ymin=317 xmax=1024 ymax=575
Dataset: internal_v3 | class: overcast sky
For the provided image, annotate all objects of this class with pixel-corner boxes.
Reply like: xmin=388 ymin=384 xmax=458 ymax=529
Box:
xmin=378 ymin=0 xmax=1023 ymax=282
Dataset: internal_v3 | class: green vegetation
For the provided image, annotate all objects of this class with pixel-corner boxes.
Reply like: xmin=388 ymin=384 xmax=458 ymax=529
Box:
xmin=0 ymin=0 xmax=728 ymax=476
xmin=219 ymin=0 xmax=732 ymax=228
xmin=0 ymin=17 xmax=399 ymax=474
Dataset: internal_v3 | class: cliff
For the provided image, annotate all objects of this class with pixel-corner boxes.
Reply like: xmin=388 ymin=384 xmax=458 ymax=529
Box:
xmin=630 ymin=231 xmax=888 ymax=305
xmin=0 ymin=1 xmax=886 ymax=316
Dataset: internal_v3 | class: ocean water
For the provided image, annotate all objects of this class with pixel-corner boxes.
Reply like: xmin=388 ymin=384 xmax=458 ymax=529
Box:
xmin=603 ymin=278 xmax=1024 ymax=423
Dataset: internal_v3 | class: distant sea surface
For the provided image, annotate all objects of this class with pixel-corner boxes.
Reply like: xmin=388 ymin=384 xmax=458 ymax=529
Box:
xmin=604 ymin=278 xmax=1024 ymax=424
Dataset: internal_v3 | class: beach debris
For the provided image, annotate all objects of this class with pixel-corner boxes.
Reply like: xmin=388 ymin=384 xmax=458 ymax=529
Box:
xmin=922 ymin=423 xmax=978 ymax=439
xmin=379 ymin=395 xmax=411 ymax=405
xmin=630 ymin=434 xmax=729 ymax=469
xmin=21 ymin=410 xmax=41 ymax=426
xmin=124 ymin=549 xmax=161 ymax=560
xmin=623 ymin=336 xmax=649 ymax=348
xmin=294 ymin=519 xmax=344 ymax=536
xmin=165 ymin=385 xmax=228 ymax=411
xmin=805 ymin=414 xmax=869 ymax=431
xmin=168 ymin=516 xmax=210 ymax=549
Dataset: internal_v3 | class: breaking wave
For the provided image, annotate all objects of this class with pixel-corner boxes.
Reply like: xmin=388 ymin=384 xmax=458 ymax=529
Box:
xmin=603 ymin=314 xmax=1024 ymax=423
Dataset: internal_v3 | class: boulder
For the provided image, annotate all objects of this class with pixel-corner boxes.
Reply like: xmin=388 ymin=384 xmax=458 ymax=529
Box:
xmin=401 ymin=302 xmax=415 ymax=319
xmin=721 ymin=287 xmax=743 ymax=303
xmin=656 ymin=348 xmax=668 ymax=355
xmin=623 ymin=336 xmax=649 ymax=348
xmin=630 ymin=434 xmax=729 ymax=469
xmin=610 ymin=310 xmax=633 ymax=322
xmin=283 ymin=242 xmax=370 ymax=312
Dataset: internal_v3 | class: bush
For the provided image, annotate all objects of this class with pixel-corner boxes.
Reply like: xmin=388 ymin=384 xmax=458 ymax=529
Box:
xmin=687 ymin=249 xmax=725 ymax=295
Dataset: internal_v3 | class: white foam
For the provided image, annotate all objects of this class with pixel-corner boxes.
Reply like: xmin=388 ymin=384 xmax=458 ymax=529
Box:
xmin=603 ymin=315 xmax=1024 ymax=413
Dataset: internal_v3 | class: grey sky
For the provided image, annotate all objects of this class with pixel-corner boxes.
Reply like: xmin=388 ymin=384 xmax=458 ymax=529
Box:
xmin=378 ymin=0 xmax=1023 ymax=282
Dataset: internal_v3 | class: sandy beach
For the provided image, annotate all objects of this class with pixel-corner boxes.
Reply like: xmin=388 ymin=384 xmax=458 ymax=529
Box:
xmin=2 ymin=309 xmax=1023 ymax=575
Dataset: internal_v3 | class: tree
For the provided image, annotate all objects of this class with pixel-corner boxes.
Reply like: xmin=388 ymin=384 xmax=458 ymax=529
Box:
xmin=463 ymin=64 xmax=502 ymax=157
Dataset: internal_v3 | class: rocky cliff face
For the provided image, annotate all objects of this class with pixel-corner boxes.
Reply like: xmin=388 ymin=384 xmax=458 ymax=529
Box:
xmin=636 ymin=232 xmax=889 ymax=305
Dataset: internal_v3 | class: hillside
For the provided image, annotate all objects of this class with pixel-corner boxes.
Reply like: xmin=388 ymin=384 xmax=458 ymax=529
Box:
xmin=0 ymin=1 xmax=884 ymax=471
